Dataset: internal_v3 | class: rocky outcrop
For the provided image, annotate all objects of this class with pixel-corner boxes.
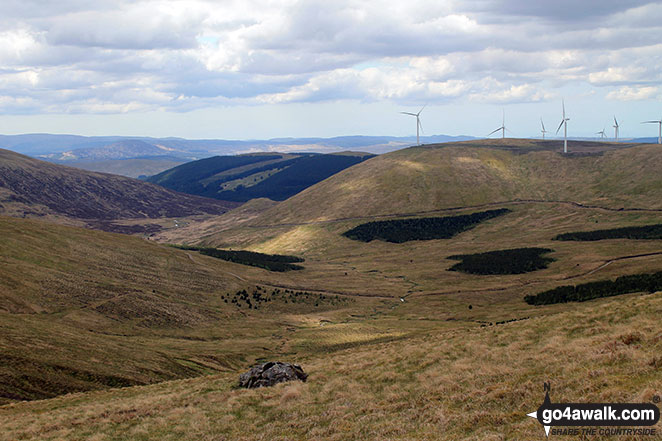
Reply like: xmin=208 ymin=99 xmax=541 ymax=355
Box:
xmin=239 ymin=362 xmax=308 ymax=388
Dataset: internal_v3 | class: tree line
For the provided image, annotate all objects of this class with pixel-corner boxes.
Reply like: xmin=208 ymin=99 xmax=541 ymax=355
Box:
xmin=448 ymin=247 xmax=555 ymax=275
xmin=342 ymin=208 xmax=511 ymax=243
xmin=176 ymin=246 xmax=304 ymax=272
xmin=524 ymin=271 xmax=662 ymax=305
xmin=554 ymin=224 xmax=662 ymax=241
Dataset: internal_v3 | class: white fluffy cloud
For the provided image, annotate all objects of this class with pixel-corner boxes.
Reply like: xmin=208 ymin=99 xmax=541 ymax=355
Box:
xmin=606 ymin=86 xmax=659 ymax=101
xmin=0 ymin=0 xmax=661 ymax=114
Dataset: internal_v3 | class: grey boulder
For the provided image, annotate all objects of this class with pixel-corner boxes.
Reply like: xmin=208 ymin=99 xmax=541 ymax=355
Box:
xmin=239 ymin=361 xmax=308 ymax=388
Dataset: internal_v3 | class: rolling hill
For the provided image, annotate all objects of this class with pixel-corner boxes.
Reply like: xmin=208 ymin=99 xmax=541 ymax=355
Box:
xmin=0 ymin=215 xmax=376 ymax=404
xmin=0 ymin=133 xmax=474 ymax=157
xmin=242 ymin=139 xmax=662 ymax=226
xmin=1 ymin=137 xmax=661 ymax=439
xmin=56 ymin=157 xmax=188 ymax=179
xmin=45 ymin=139 xmax=191 ymax=161
xmin=160 ymin=138 xmax=662 ymax=302
xmin=148 ymin=152 xmax=375 ymax=202
xmin=0 ymin=148 xmax=237 ymax=233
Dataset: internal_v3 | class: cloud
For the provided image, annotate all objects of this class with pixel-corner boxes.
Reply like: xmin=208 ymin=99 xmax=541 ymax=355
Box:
xmin=606 ymin=86 xmax=659 ymax=101
xmin=469 ymin=0 xmax=653 ymax=21
xmin=468 ymin=82 xmax=553 ymax=104
xmin=0 ymin=0 xmax=661 ymax=115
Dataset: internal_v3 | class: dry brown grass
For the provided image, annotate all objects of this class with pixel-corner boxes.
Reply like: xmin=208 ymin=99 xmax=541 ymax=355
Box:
xmin=2 ymin=140 xmax=661 ymax=439
xmin=1 ymin=291 xmax=659 ymax=440
xmin=0 ymin=216 xmax=387 ymax=404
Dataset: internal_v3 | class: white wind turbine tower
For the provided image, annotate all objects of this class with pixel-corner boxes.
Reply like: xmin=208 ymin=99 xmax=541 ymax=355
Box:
xmin=612 ymin=116 xmax=620 ymax=142
xmin=642 ymin=118 xmax=662 ymax=144
xmin=540 ymin=118 xmax=548 ymax=140
xmin=556 ymin=100 xmax=570 ymax=153
xmin=401 ymin=106 xmax=425 ymax=146
xmin=488 ymin=109 xmax=506 ymax=139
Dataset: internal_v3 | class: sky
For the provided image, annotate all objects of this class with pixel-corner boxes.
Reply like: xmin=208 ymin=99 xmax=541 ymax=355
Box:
xmin=0 ymin=0 xmax=661 ymax=140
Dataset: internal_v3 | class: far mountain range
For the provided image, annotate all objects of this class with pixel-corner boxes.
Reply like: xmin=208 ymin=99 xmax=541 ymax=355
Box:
xmin=0 ymin=133 xmax=475 ymax=158
xmin=1 ymin=133 xmax=658 ymax=178
xmin=0 ymin=133 xmax=468 ymax=178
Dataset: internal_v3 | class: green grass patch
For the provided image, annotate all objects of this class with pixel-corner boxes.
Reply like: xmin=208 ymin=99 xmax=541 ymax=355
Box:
xmin=177 ymin=246 xmax=304 ymax=272
xmin=447 ymin=247 xmax=555 ymax=275
xmin=524 ymin=271 xmax=662 ymax=305
xmin=342 ymin=208 xmax=511 ymax=243
xmin=554 ymin=224 xmax=662 ymax=241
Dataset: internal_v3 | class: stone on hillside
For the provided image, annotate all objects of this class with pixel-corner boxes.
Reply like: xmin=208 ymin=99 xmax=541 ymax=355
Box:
xmin=239 ymin=361 xmax=308 ymax=388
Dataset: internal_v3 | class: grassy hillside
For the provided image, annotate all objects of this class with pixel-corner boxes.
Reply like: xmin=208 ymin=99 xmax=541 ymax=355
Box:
xmin=1 ymin=288 xmax=659 ymax=440
xmin=7 ymin=203 xmax=659 ymax=407
xmin=246 ymin=140 xmax=661 ymax=225
xmin=0 ymin=149 xmax=236 ymax=233
xmin=157 ymin=140 xmax=662 ymax=304
xmin=2 ymin=138 xmax=661 ymax=439
xmin=0 ymin=216 xmax=386 ymax=404
xmin=148 ymin=152 xmax=375 ymax=202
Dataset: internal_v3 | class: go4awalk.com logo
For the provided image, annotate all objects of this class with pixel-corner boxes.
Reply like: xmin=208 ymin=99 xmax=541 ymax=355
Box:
xmin=527 ymin=383 xmax=660 ymax=437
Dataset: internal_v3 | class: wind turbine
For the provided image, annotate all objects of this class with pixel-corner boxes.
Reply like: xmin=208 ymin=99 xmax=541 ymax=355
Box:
xmin=642 ymin=118 xmax=662 ymax=144
xmin=612 ymin=116 xmax=620 ymax=142
xmin=596 ymin=128 xmax=606 ymax=139
xmin=540 ymin=118 xmax=548 ymax=140
xmin=556 ymin=100 xmax=570 ymax=153
xmin=401 ymin=106 xmax=425 ymax=146
xmin=488 ymin=109 xmax=506 ymax=139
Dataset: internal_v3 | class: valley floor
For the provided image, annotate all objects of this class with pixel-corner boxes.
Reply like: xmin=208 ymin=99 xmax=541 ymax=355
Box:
xmin=1 ymin=291 xmax=660 ymax=440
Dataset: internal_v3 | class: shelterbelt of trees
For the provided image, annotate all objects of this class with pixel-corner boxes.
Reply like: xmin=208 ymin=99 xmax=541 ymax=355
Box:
xmin=175 ymin=246 xmax=304 ymax=272
xmin=554 ymin=224 xmax=662 ymax=241
xmin=342 ymin=208 xmax=511 ymax=243
xmin=447 ymin=247 xmax=555 ymax=275
xmin=524 ymin=271 xmax=662 ymax=305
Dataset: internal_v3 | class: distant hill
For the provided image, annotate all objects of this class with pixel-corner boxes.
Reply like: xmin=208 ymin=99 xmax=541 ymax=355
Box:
xmin=0 ymin=133 xmax=476 ymax=157
xmin=245 ymin=139 xmax=662 ymax=225
xmin=0 ymin=148 xmax=237 ymax=232
xmin=56 ymin=157 xmax=188 ymax=179
xmin=148 ymin=152 xmax=376 ymax=202
xmin=45 ymin=139 xmax=193 ymax=161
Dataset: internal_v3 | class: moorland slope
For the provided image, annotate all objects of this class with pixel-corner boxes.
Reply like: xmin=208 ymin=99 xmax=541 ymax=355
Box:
xmin=0 ymin=149 xmax=237 ymax=232
xmin=247 ymin=139 xmax=661 ymax=226
xmin=2 ymin=280 xmax=660 ymax=440
xmin=0 ymin=216 xmax=377 ymax=403
xmin=2 ymin=138 xmax=661 ymax=440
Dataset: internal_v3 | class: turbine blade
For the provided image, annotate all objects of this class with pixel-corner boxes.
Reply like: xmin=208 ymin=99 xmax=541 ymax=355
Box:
xmin=417 ymin=104 xmax=427 ymax=116
xmin=614 ymin=116 xmax=618 ymax=126
xmin=642 ymin=120 xmax=660 ymax=124
xmin=401 ymin=112 xmax=417 ymax=116
xmin=487 ymin=127 xmax=501 ymax=136
xmin=562 ymin=99 xmax=565 ymax=118
xmin=556 ymin=120 xmax=564 ymax=134
xmin=540 ymin=118 xmax=546 ymax=131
